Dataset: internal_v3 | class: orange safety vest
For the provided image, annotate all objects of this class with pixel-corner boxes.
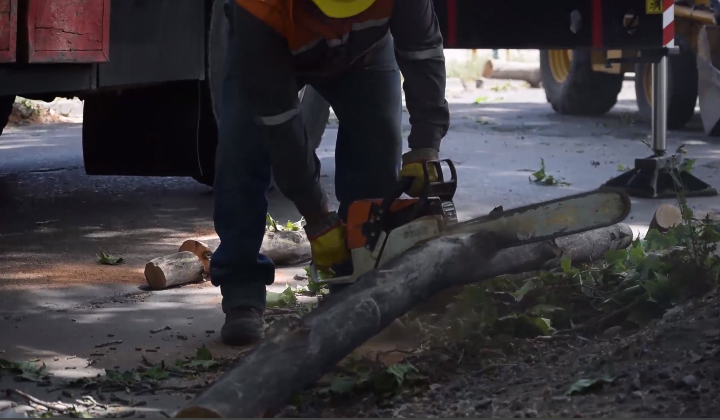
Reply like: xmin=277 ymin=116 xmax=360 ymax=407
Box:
xmin=234 ymin=0 xmax=395 ymax=74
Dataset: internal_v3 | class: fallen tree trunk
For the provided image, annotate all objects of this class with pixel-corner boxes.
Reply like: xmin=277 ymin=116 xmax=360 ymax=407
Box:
xmin=144 ymin=252 xmax=205 ymax=290
xmin=176 ymin=224 xmax=633 ymax=418
xmin=482 ymin=59 xmax=542 ymax=88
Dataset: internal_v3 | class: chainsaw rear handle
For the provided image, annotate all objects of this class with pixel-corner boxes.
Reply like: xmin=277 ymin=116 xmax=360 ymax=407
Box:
xmin=378 ymin=159 xmax=457 ymax=227
xmin=418 ymin=159 xmax=458 ymax=202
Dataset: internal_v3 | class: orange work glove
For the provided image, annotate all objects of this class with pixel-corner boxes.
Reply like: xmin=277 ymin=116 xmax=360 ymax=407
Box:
xmin=399 ymin=148 xmax=440 ymax=197
xmin=304 ymin=211 xmax=350 ymax=274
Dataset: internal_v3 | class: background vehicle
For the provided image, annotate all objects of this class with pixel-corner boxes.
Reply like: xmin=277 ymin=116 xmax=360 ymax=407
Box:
xmin=538 ymin=0 xmax=720 ymax=136
xmin=0 ymin=0 xmax=328 ymax=187
xmin=0 ymin=0 xmax=675 ymax=187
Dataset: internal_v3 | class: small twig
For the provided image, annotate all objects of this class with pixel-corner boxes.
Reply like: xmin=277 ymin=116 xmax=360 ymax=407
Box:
xmin=6 ymin=388 xmax=68 ymax=412
xmin=456 ymin=349 xmax=465 ymax=365
xmin=94 ymin=340 xmax=123 ymax=348
xmin=150 ymin=326 xmax=171 ymax=334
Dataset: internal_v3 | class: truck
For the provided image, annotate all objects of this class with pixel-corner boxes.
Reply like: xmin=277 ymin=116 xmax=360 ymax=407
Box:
xmin=0 ymin=0 xmax=697 ymax=187
xmin=536 ymin=0 xmax=720 ymax=136
xmin=0 ymin=0 xmax=330 ymax=186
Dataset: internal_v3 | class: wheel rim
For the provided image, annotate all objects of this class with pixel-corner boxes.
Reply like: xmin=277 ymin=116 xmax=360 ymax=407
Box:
xmin=643 ymin=64 xmax=653 ymax=105
xmin=548 ymin=50 xmax=573 ymax=83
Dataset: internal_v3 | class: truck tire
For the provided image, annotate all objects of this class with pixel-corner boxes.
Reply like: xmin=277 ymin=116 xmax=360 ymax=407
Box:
xmin=194 ymin=0 xmax=330 ymax=187
xmin=634 ymin=36 xmax=697 ymax=130
xmin=540 ymin=49 xmax=624 ymax=115
xmin=0 ymin=96 xmax=13 ymax=135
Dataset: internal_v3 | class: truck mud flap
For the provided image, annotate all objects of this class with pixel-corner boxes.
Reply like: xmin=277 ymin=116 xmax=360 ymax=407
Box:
xmin=698 ymin=25 xmax=720 ymax=136
xmin=82 ymin=81 xmax=204 ymax=177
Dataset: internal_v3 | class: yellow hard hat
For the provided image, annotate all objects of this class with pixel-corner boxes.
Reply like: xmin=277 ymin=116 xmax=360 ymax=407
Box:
xmin=311 ymin=0 xmax=377 ymax=18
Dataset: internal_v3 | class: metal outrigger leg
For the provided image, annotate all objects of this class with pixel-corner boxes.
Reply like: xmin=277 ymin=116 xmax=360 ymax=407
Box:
xmin=603 ymin=55 xmax=717 ymax=198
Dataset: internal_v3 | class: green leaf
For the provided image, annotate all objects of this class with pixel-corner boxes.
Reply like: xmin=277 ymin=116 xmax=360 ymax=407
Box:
xmin=531 ymin=158 xmax=546 ymax=181
xmin=474 ymin=96 xmax=489 ymax=104
xmin=628 ymin=240 xmax=646 ymax=263
xmin=267 ymin=286 xmax=298 ymax=308
xmin=512 ymin=279 xmax=537 ymax=301
xmin=97 ymin=251 xmax=124 ymax=266
xmin=0 ymin=359 xmax=51 ymax=382
xmin=370 ymin=362 xmax=420 ymax=394
xmin=617 ymin=164 xmax=630 ymax=172
xmin=329 ymin=375 xmax=356 ymax=394
xmin=266 ymin=213 xmax=279 ymax=231
xmin=641 ymin=273 xmax=675 ymax=305
xmin=533 ymin=317 xmax=552 ymax=336
xmin=679 ymin=158 xmax=696 ymax=173
xmin=644 ymin=229 xmax=679 ymax=251
xmin=566 ymin=374 xmax=615 ymax=396
xmin=604 ymin=249 xmax=628 ymax=266
xmin=142 ymin=365 xmax=169 ymax=381
xmin=194 ymin=345 xmax=213 ymax=361
xmin=494 ymin=314 xmax=551 ymax=338
xmin=560 ymin=258 xmax=578 ymax=275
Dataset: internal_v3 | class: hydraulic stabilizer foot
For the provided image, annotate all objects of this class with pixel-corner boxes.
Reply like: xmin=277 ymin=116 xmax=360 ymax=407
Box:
xmin=602 ymin=154 xmax=717 ymax=198
xmin=604 ymin=54 xmax=717 ymax=199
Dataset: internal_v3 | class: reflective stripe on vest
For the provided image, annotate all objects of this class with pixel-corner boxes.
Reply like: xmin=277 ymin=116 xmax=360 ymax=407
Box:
xmin=395 ymin=45 xmax=444 ymax=60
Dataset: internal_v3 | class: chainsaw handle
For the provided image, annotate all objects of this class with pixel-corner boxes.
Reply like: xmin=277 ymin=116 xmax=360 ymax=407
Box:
xmin=419 ymin=159 xmax=458 ymax=202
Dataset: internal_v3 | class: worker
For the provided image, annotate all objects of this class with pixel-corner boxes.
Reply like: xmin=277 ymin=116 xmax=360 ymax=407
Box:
xmin=211 ymin=0 xmax=450 ymax=345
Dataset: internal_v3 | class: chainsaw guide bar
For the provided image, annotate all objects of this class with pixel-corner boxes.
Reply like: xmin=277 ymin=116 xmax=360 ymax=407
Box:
xmin=447 ymin=188 xmax=632 ymax=248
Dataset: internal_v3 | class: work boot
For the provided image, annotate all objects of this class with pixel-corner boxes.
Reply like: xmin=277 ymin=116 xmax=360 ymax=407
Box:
xmin=220 ymin=307 xmax=265 ymax=346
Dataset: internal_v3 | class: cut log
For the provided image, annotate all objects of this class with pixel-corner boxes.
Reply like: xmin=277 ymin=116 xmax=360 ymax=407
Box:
xmin=261 ymin=230 xmax=311 ymax=266
xmin=649 ymin=204 xmax=683 ymax=233
xmin=178 ymin=230 xmax=310 ymax=270
xmin=144 ymin=252 xmax=205 ymax=290
xmin=178 ymin=240 xmax=216 ymax=273
xmin=176 ymin=223 xmax=632 ymax=418
xmin=482 ymin=59 xmax=542 ymax=88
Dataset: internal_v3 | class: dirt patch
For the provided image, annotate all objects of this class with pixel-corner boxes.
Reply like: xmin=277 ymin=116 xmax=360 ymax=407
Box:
xmin=270 ymin=291 xmax=720 ymax=418
xmin=0 ymin=261 xmax=146 ymax=290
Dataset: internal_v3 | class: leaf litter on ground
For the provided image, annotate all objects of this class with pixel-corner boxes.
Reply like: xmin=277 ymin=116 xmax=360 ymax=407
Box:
xmin=96 ymin=251 xmax=124 ymax=266
xmin=0 ymin=359 xmax=51 ymax=382
xmin=529 ymin=158 xmax=570 ymax=186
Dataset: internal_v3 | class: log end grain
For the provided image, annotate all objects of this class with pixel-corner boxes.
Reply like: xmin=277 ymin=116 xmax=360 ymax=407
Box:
xmin=178 ymin=239 xmax=215 ymax=272
xmin=649 ymin=204 xmax=683 ymax=233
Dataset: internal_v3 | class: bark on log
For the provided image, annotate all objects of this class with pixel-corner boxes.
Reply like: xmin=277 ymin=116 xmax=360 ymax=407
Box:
xmin=176 ymin=223 xmax=632 ymax=418
xmin=482 ymin=59 xmax=542 ymax=88
xmin=261 ymin=230 xmax=311 ymax=265
xmin=178 ymin=230 xmax=310 ymax=270
xmin=144 ymin=252 xmax=205 ymax=290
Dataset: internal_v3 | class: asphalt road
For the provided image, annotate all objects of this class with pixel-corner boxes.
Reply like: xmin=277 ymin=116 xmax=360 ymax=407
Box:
xmin=2 ymin=79 xmax=720 ymax=416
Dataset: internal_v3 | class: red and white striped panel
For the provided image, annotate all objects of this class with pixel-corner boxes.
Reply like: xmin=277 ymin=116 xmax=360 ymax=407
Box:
xmin=663 ymin=0 xmax=675 ymax=48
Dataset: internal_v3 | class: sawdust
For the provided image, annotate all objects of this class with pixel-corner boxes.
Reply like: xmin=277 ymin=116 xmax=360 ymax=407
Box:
xmin=0 ymin=261 xmax=146 ymax=290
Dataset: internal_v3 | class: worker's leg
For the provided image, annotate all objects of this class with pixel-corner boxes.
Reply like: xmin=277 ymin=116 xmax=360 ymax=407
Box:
xmin=211 ymin=3 xmax=275 ymax=345
xmin=311 ymin=37 xmax=403 ymax=221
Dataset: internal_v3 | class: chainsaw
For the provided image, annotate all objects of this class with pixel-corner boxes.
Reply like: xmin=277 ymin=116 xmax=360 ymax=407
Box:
xmin=309 ymin=159 xmax=632 ymax=285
